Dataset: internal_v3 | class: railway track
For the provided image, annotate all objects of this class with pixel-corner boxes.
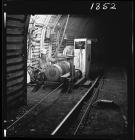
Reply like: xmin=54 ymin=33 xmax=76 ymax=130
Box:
xmin=73 ymin=78 xmax=104 ymax=135
xmin=65 ymin=77 xmax=104 ymax=135
xmin=6 ymin=76 xmax=102 ymax=137
xmin=51 ymin=76 xmax=103 ymax=135
xmin=6 ymin=84 xmax=63 ymax=129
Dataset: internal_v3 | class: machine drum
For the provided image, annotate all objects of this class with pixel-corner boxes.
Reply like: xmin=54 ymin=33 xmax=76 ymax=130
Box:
xmin=45 ymin=64 xmax=62 ymax=81
xmin=57 ymin=61 xmax=70 ymax=74
xmin=45 ymin=61 xmax=70 ymax=82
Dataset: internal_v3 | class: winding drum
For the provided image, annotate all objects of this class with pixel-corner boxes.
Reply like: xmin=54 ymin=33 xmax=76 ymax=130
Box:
xmin=45 ymin=61 xmax=70 ymax=81
xmin=57 ymin=61 xmax=70 ymax=74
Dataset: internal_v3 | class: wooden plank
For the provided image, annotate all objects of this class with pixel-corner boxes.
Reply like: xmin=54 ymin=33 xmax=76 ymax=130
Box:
xmin=7 ymin=71 xmax=24 ymax=80
xmin=6 ymin=53 xmax=22 ymax=57
xmin=32 ymin=62 xmax=39 ymax=65
xmin=7 ymin=20 xmax=24 ymax=28
xmin=31 ymin=61 xmax=38 ymax=64
xmin=32 ymin=49 xmax=40 ymax=53
xmin=7 ymin=36 xmax=24 ymax=42
xmin=7 ymin=84 xmax=24 ymax=94
xmin=32 ymin=61 xmax=39 ymax=64
xmin=31 ymin=57 xmax=39 ymax=60
xmin=32 ymin=52 xmax=40 ymax=55
xmin=33 ymin=46 xmax=40 ymax=49
xmin=32 ymin=64 xmax=39 ymax=67
xmin=35 ymin=42 xmax=40 ymax=45
xmin=7 ymin=90 xmax=24 ymax=103
xmin=44 ymin=44 xmax=49 ymax=46
xmin=31 ymin=59 xmax=39 ymax=62
xmin=32 ymin=63 xmax=39 ymax=66
xmin=7 ymin=15 xmax=25 ymax=20
xmin=7 ymin=44 xmax=23 ymax=50
xmin=33 ymin=49 xmax=40 ymax=52
xmin=5 ymin=14 xmax=27 ymax=110
xmin=7 ymin=77 xmax=24 ymax=87
xmin=7 ymin=57 xmax=23 ymax=64
xmin=7 ymin=50 xmax=22 ymax=56
xmin=34 ymin=40 xmax=40 ymax=43
xmin=35 ymin=38 xmax=41 ymax=41
xmin=6 ymin=28 xmax=24 ymax=35
xmin=32 ymin=54 xmax=40 ymax=57
xmin=7 ymin=64 xmax=24 ymax=72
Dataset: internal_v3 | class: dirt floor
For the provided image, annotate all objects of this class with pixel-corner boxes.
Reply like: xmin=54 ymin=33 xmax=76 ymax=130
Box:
xmin=7 ymin=83 xmax=89 ymax=136
xmin=78 ymin=67 xmax=128 ymax=136
xmin=6 ymin=67 xmax=128 ymax=138
xmin=6 ymin=85 xmax=57 ymax=121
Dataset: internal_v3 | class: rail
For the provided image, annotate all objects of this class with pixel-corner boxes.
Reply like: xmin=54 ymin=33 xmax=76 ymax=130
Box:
xmin=51 ymin=76 xmax=101 ymax=135
xmin=6 ymin=83 xmax=63 ymax=130
xmin=73 ymin=77 xmax=104 ymax=135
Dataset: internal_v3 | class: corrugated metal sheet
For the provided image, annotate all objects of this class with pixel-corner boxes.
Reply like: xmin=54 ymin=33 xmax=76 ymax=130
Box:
xmin=6 ymin=14 xmax=30 ymax=110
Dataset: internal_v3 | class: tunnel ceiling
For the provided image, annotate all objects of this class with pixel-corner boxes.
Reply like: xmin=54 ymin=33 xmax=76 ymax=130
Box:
xmin=29 ymin=5 xmax=132 ymax=65
xmin=30 ymin=14 xmax=101 ymax=39
xmin=59 ymin=15 xmax=100 ymax=38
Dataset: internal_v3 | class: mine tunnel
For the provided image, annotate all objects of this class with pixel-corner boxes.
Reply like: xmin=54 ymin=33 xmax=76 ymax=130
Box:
xmin=3 ymin=1 xmax=133 ymax=138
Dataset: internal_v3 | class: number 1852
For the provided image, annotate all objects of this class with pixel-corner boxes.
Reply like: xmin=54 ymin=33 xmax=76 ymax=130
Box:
xmin=90 ymin=3 xmax=116 ymax=10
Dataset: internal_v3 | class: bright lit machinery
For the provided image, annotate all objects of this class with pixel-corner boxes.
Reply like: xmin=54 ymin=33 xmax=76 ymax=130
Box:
xmin=74 ymin=38 xmax=92 ymax=79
